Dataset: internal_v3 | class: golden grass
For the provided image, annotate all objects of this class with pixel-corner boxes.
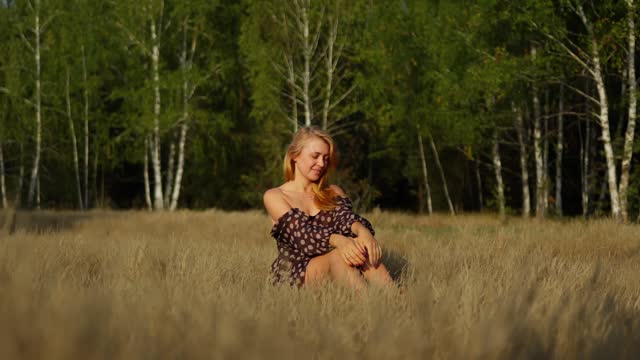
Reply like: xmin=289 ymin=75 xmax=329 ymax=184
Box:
xmin=1 ymin=209 xmax=639 ymax=359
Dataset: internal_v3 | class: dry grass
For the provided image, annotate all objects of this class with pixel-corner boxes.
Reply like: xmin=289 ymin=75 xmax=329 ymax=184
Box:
xmin=1 ymin=209 xmax=639 ymax=359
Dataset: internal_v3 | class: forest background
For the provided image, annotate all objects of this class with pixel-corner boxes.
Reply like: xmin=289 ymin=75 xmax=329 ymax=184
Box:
xmin=2 ymin=0 xmax=640 ymax=222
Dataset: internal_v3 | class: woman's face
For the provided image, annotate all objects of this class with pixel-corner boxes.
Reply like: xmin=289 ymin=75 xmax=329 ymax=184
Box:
xmin=294 ymin=137 xmax=330 ymax=182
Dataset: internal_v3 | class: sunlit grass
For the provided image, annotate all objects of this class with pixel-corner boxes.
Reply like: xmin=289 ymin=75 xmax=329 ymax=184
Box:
xmin=1 ymin=210 xmax=639 ymax=359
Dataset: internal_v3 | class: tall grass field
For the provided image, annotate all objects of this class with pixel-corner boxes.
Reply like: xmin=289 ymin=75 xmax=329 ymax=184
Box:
xmin=1 ymin=209 xmax=639 ymax=359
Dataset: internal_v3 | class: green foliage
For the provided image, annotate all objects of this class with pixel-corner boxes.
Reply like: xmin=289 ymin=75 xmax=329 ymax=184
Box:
xmin=0 ymin=0 xmax=639 ymax=217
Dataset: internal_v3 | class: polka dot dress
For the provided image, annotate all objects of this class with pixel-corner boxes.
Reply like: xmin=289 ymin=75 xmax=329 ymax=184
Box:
xmin=270 ymin=197 xmax=375 ymax=287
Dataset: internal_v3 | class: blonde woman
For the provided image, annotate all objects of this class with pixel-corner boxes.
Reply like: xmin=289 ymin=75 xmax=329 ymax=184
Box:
xmin=263 ymin=126 xmax=393 ymax=289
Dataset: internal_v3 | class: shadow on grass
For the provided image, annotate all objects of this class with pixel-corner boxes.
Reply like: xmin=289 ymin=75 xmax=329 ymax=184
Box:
xmin=382 ymin=249 xmax=409 ymax=284
xmin=0 ymin=210 xmax=93 ymax=235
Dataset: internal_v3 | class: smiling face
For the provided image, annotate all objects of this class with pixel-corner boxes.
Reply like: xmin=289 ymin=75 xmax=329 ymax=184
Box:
xmin=293 ymin=136 xmax=330 ymax=182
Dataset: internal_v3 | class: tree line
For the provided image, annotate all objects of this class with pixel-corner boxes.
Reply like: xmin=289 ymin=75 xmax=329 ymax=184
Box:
xmin=1 ymin=0 xmax=640 ymax=221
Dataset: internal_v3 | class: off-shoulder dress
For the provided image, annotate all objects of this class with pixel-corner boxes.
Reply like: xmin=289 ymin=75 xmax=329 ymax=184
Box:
xmin=270 ymin=196 xmax=375 ymax=286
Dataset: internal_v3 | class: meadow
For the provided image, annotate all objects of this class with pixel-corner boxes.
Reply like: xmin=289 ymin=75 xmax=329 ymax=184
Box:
xmin=1 ymin=209 xmax=639 ymax=359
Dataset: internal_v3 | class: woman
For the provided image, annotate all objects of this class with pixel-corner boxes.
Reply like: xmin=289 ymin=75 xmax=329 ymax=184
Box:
xmin=263 ymin=126 xmax=393 ymax=289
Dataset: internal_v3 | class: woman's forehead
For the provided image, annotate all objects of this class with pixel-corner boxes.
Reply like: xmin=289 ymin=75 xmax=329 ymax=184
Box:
xmin=304 ymin=137 xmax=330 ymax=153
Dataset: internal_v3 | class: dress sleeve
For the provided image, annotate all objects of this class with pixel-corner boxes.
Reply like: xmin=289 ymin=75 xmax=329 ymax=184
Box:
xmin=271 ymin=209 xmax=334 ymax=256
xmin=333 ymin=197 xmax=375 ymax=237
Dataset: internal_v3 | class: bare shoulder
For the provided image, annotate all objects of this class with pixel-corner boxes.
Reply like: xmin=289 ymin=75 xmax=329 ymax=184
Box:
xmin=263 ymin=187 xmax=282 ymax=201
xmin=328 ymin=184 xmax=347 ymax=197
xmin=263 ymin=187 xmax=292 ymax=222
xmin=263 ymin=187 xmax=287 ymax=208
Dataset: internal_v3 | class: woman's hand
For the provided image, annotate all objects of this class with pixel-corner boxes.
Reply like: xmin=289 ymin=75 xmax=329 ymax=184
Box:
xmin=355 ymin=232 xmax=382 ymax=267
xmin=330 ymin=234 xmax=367 ymax=266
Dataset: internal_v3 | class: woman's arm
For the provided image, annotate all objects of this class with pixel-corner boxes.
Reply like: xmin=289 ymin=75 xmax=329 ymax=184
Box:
xmin=263 ymin=188 xmax=295 ymax=224
xmin=328 ymin=185 xmax=375 ymax=236
xmin=264 ymin=189 xmax=330 ymax=256
xmin=264 ymin=188 xmax=366 ymax=264
xmin=328 ymin=185 xmax=381 ymax=266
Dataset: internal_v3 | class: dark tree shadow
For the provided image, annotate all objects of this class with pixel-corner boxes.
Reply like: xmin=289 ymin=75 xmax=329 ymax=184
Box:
xmin=382 ymin=249 xmax=409 ymax=284
xmin=0 ymin=210 xmax=93 ymax=235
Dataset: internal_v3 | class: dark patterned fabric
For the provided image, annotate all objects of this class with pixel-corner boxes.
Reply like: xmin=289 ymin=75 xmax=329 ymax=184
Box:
xmin=270 ymin=196 xmax=375 ymax=286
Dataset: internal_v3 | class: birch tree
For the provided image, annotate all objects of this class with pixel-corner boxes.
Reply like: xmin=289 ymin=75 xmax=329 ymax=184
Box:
xmin=168 ymin=1 xmax=211 ymax=211
xmin=429 ymin=134 xmax=455 ymax=215
xmin=81 ymin=44 xmax=89 ymax=208
xmin=259 ymin=0 xmax=355 ymax=133
xmin=513 ymin=102 xmax=531 ymax=217
xmin=0 ymin=4 xmax=28 ymax=209
xmin=492 ymin=127 xmax=506 ymax=219
xmin=555 ymin=84 xmax=564 ymax=216
xmin=532 ymin=2 xmax=622 ymax=219
xmin=579 ymin=105 xmax=592 ymax=216
xmin=115 ymin=0 xmax=167 ymax=210
xmin=531 ymin=45 xmax=546 ymax=218
xmin=19 ymin=0 xmax=49 ymax=208
xmin=65 ymin=68 xmax=83 ymax=209
xmin=417 ymin=124 xmax=433 ymax=214
xmin=619 ymin=0 xmax=637 ymax=222
xmin=144 ymin=136 xmax=152 ymax=211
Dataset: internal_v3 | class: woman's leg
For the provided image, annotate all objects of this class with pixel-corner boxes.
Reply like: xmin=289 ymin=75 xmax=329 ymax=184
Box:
xmin=304 ymin=253 xmax=331 ymax=286
xmin=360 ymin=260 xmax=394 ymax=288
xmin=305 ymin=250 xmax=366 ymax=290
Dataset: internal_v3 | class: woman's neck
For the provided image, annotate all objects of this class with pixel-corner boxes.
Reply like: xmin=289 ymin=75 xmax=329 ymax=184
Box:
xmin=285 ymin=179 xmax=315 ymax=193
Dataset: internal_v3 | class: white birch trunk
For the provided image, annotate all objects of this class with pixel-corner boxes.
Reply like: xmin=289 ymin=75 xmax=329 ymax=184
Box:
xmin=592 ymin=47 xmax=620 ymax=219
xmin=93 ymin=137 xmax=98 ymax=206
xmin=513 ymin=103 xmax=530 ymax=217
xmin=581 ymin=116 xmax=591 ymax=217
xmin=416 ymin=125 xmax=432 ymax=215
xmin=429 ymin=134 xmax=455 ymax=215
xmin=16 ymin=143 xmax=24 ymax=207
xmin=531 ymin=46 xmax=545 ymax=219
xmin=492 ymin=128 xmax=506 ymax=219
xmin=0 ymin=141 xmax=6 ymax=209
xmin=322 ymin=17 xmax=335 ymax=130
xmin=82 ymin=45 xmax=89 ymax=209
xmin=288 ymin=53 xmax=298 ymax=132
xmin=170 ymin=122 xmax=187 ymax=211
xmin=272 ymin=11 xmax=298 ymax=131
xmin=36 ymin=173 xmax=40 ymax=210
xmin=150 ymin=17 xmax=164 ymax=210
xmin=301 ymin=1 xmax=313 ymax=126
xmin=620 ymin=0 xmax=637 ymax=222
xmin=164 ymin=138 xmax=175 ymax=207
xmin=543 ymin=84 xmax=550 ymax=213
xmin=27 ymin=0 xmax=41 ymax=208
xmin=576 ymin=5 xmax=621 ymax=220
xmin=144 ymin=137 xmax=152 ymax=211
xmin=170 ymin=17 xmax=196 ymax=211
xmin=555 ymin=85 xmax=564 ymax=216
xmin=66 ymin=69 xmax=84 ymax=210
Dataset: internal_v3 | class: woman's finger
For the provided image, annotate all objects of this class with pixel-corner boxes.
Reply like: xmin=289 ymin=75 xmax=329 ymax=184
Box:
xmin=347 ymin=249 xmax=362 ymax=266
xmin=369 ymin=244 xmax=378 ymax=266
xmin=342 ymin=251 xmax=353 ymax=266
xmin=355 ymin=240 xmax=366 ymax=254
xmin=352 ymin=246 xmax=366 ymax=263
xmin=365 ymin=243 xmax=374 ymax=261
xmin=346 ymin=251 xmax=359 ymax=266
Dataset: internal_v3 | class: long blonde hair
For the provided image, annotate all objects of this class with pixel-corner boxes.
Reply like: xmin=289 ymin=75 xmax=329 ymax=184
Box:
xmin=284 ymin=126 xmax=339 ymax=210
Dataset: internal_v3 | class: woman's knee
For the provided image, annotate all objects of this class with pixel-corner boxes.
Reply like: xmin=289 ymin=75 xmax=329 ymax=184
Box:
xmin=327 ymin=249 xmax=349 ymax=268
